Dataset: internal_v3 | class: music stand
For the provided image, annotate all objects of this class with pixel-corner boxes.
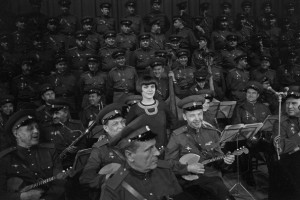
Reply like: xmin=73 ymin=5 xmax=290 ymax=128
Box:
xmin=216 ymin=101 xmax=237 ymax=119
xmin=220 ymin=123 xmax=263 ymax=200
xmin=260 ymin=115 xmax=279 ymax=132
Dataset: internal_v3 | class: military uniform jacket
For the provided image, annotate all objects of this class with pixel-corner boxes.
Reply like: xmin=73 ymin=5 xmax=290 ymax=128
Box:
xmin=130 ymin=47 xmax=156 ymax=71
xmin=273 ymin=115 xmax=300 ymax=155
xmin=67 ymin=46 xmax=96 ymax=71
xmin=116 ymin=33 xmax=138 ymax=51
xmin=175 ymin=27 xmax=198 ymax=50
xmin=0 ymin=144 xmax=64 ymax=200
xmin=57 ymin=13 xmax=78 ymax=35
xmin=47 ymin=71 xmax=76 ymax=98
xmin=143 ymin=11 xmax=170 ymax=34
xmin=149 ymin=33 xmax=166 ymax=50
xmin=220 ymin=48 xmax=244 ymax=72
xmin=79 ymin=136 xmax=125 ymax=189
xmin=277 ymin=64 xmax=300 ymax=87
xmin=173 ymin=65 xmax=196 ymax=99
xmin=211 ymin=30 xmax=233 ymax=50
xmin=11 ymin=74 xmax=41 ymax=100
xmin=98 ymin=45 xmax=120 ymax=72
xmin=226 ymin=68 xmax=249 ymax=100
xmin=95 ymin=15 xmax=116 ymax=35
xmin=86 ymin=32 xmax=102 ymax=51
xmin=154 ymin=77 xmax=169 ymax=101
xmin=79 ymin=71 xmax=107 ymax=95
xmin=81 ymin=103 xmax=104 ymax=128
xmin=43 ymin=32 xmax=66 ymax=52
xmin=251 ymin=68 xmax=277 ymax=88
xmin=100 ymin=163 xmax=182 ymax=200
xmin=36 ymin=104 xmax=53 ymax=125
xmin=124 ymin=14 xmax=143 ymax=35
xmin=165 ymin=125 xmax=224 ymax=177
xmin=232 ymin=101 xmax=271 ymax=124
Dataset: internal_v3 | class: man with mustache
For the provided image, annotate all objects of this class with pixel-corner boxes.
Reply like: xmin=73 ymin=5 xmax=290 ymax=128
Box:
xmin=80 ymin=103 xmax=126 ymax=200
xmin=0 ymin=109 xmax=65 ymax=200
xmin=165 ymin=95 xmax=235 ymax=200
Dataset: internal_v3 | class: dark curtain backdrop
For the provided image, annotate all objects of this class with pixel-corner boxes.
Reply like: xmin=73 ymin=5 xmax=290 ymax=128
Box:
xmin=2 ymin=0 xmax=300 ymax=32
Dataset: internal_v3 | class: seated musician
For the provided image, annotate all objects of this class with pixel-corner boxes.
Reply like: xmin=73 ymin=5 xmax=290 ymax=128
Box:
xmin=0 ymin=110 xmax=65 ymax=200
xmin=100 ymin=115 xmax=198 ymax=200
xmin=79 ymin=103 xmax=126 ymax=200
xmin=271 ymin=86 xmax=300 ymax=199
xmin=165 ymin=95 xmax=235 ymax=200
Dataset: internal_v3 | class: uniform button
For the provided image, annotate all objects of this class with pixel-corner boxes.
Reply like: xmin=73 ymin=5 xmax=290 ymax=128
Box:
xmin=35 ymin=173 xmax=38 ymax=175
xmin=17 ymin=171 xmax=19 ymax=174
xmin=48 ymin=166 xmax=51 ymax=169
xmin=31 ymin=163 xmax=34 ymax=166
xmin=149 ymin=193 xmax=153 ymax=196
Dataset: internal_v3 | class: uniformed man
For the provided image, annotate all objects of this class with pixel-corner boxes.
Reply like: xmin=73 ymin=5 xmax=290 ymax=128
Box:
xmin=239 ymin=0 xmax=255 ymax=26
xmin=95 ymin=2 xmax=116 ymax=36
xmin=80 ymin=86 xmax=105 ymax=128
xmin=150 ymin=58 xmax=169 ymax=101
xmin=165 ymin=95 xmax=235 ymax=200
xmin=0 ymin=95 xmax=15 ymax=129
xmin=124 ymin=0 xmax=143 ymax=36
xmin=251 ymin=55 xmax=277 ymax=88
xmin=176 ymin=1 xmax=193 ymax=29
xmin=11 ymin=57 xmax=41 ymax=110
xmin=28 ymin=32 xmax=56 ymax=76
xmin=42 ymin=99 xmax=85 ymax=168
xmin=221 ymin=34 xmax=245 ymax=72
xmin=165 ymin=35 xmax=182 ymax=67
xmin=81 ymin=16 xmax=102 ymax=52
xmin=169 ymin=49 xmax=196 ymax=99
xmin=11 ymin=15 xmax=30 ymax=54
xmin=285 ymin=2 xmax=299 ymax=30
xmin=106 ymin=49 xmax=138 ymax=103
xmin=277 ymin=51 xmax=300 ymax=88
xmin=211 ymin=15 xmax=233 ymax=51
xmin=0 ymin=109 xmax=65 ymax=200
xmin=47 ymin=55 xmax=77 ymax=113
xmin=220 ymin=2 xmax=234 ymax=29
xmin=143 ymin=0 xmax=170 ymax=34
xmin=226 ymin=54 xmax=250 ymax=102
xmin=100 ymin=115 xmax=191 ymax=200
xmin=196 ymin=2 xmax=214 ymax=38
xmin=26 ymin=0 xmax=47 ymax=34
xmin=43 ymin=17 xmax=67 ymax=52
xmin=191 ymin=35 xmax=212 ymax=70
xmin=98 ymin=31 xmax=120 ymax=73
xmin=79 ymin=103 xmax=126 ymax=200
xmin=173 ymin=16 xmax=198 ymax=51
xmin=116 ymin=19 xmax=138 ymax=51
xmin=35 ymin=83 xmax=56 ymax=125
xmin=271 ymin=86 xmax=300 ymax=199
xmin=149 ymin=19 xmax=166 ymax=51
xmin=79 ymin=55 xmax=107 ymax=108
xmin=57 ymin=0 xmax=78 ymax=35
xmin=189 ymin=70 xmax=210 ymax=95
xmin=67 ymin=31 xmax=96 ymax=77
xmin=130 ymin=33 xmax=156 ymax=76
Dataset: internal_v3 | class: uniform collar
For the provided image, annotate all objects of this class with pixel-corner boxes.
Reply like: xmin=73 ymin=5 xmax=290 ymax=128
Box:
xmin=128 ymin=164 xmax=153 ymax=180
xmin=187 ymin=125 xmax=201 ymax=134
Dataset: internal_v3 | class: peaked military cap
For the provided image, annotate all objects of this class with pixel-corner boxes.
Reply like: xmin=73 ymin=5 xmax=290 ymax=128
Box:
xmin=197 ymin=89 xmax=214 ymax=99
xmin=125 ymin=0 xmax=136 ymax=7
xmin=47 ymin=17 xmax=59 ymax=25
xmin=150 ymin=58 xmax=165 ymax=68
xmin=124 ymin=95 xmax=142 ymax=106
xmin=87 ymin=55 xmax=100 ymax=63
xmin=58 ymin=0 xmax=71 ymax=7
xmin=81 ymin=16 xmax=94 ymax=25
xmin=21 ymin=57 xmax=34 ymax=65
xmin=151 ymin=0 xmax=161 ymax=5
xmin=176 ymin=1 xmax=187 ymax=10
xmin=104 ymin=31 xmax=116 ymax=39
xmin=0 ymin=95 xmax=14 ymax=106
xmin=138 ymin=33 xmax=150 ymax=41
xmin=172 ymin=16 xmax=182 ymax=23
xmin=75 ymin=31 xmax=88 ymax=39
xmin=241 ymin=1 xmax=252 ymax=8
xmin=194 ymin=70 xmax=208 ymax=82
xmin=98 ymin=103 xmax=125 ymax=125
xmin=176 ymin=49 xmax=189 ymax=58
xmin=120 ymin=19 xmax=132 ymax=26
xmin=5 ymin=109 xmax=36 ymax=134
xmin=48 ymin=99 xmax=70 ymax=112
xmin=178 ymin=95 xmax=205 ymax=111
xmin=234 ymin=54 xmax=247 ymax=62
xmin=100 ymin=2 xmax=112 ymax=9
xmin=55 ymin=55 xmax=68 ymax=64
xmin=39 ymin=83 xmax=54 ymax=95
xmin=260 ymin=55 xmax=271 ymax=62
xmin=286 ymin=86 xmax=300 ymax=99
xmin=169 ymin=35 xmax=182 ymax=42
xmin=226 ymin=34 xmax=238 ymax=41
xmin=217 ymin=15 xmax=228 ymax=22
xmin=112 ymin=49 xmax=126 ymax=59
xmin=288 ymin=51 xmax=298 ymax=59
xmin=111 ymin=115 xmax=157 ymax=148
xmin=150 ymin=18 xmax=161 ymax=26
xmin=154 ymin=50 xmax=168 ymax=59
xmin=244 ymin=81 xmax=263 ymax=93
xmin=221 ymin=2 xmax=232 ymax=8
xmin=84 ymin=85 xmax=102 ymax=95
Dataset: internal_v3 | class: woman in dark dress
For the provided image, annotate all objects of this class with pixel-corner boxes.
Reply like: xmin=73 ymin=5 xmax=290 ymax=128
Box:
xmin=126 ymin=75 xmax=177 ymax=149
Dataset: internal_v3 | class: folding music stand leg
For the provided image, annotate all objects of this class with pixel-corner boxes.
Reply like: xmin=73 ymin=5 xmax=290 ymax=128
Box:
xmin=229 ymin=131 xmax=256 ymax=200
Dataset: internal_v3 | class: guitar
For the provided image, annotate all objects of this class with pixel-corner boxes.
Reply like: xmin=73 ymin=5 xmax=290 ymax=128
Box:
xmin=7 ymin=167 xmax=73 ymax=193
xmin=179 ymin=147 xmax=249 ymax=181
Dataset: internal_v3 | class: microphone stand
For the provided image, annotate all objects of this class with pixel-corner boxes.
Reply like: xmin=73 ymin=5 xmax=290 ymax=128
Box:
xmin=275 ymin=95 xmax=282 ymax=160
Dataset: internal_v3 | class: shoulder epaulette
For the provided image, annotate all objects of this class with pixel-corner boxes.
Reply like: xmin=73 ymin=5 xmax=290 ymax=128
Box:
xmin=0 ymin=146 xmax=17 ymax=158
xmin=110 ymin=67 xmax=117 ymax=71
xmin=157 ymin=160 xmax=171 ymax=169
xmin=39 ymin=143 xmax=55 ymax=149
xmin=173 ymin=126 xmax=188 ymax=135
xmin=106 ymin=166 xmax=129 ymax=190
xmin=68 ymin=46 xmax=77 ymax=51
xmin=36 ymin=105 xmax=46 ymax=112
xmin=92 ymin=138 xmax=109 ymax=148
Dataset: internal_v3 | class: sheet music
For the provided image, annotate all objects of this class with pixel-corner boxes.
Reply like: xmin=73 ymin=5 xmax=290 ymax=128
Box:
xmin=216 ymin=101 xmax=237 ymax=119
xmin=261 ymin=115 xmax=279 ymax=132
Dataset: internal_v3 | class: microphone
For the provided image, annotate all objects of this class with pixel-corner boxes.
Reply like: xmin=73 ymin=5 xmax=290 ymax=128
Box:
xmin=267 ymin=87 xmax=288 ymax=96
